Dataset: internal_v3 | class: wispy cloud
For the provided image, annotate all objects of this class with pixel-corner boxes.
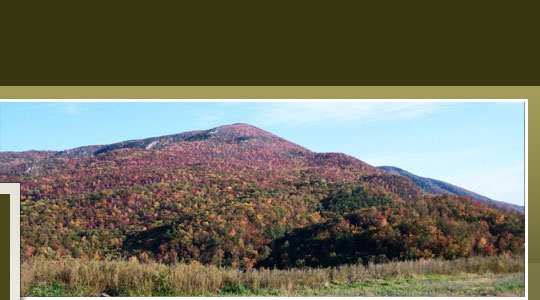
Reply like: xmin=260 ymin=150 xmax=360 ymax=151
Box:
xmin=58 ymin=103 xmax=82 ymax=116
xmin=246 ymin=102 xmax=447 ymax=126
xmin=11 ymin=102 xmax=83 ymax=116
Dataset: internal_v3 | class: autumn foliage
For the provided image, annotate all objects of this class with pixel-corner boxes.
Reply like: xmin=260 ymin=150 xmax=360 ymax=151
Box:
xmin=0 ymin=124 xmax=523 ymax=268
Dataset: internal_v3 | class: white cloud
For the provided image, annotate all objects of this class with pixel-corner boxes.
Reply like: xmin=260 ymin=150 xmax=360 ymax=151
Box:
xmin=13 ymin=103 xmax=83 ymax=116
xmin=247 ymin=102 xmax=446 ymax=126
xmin=59 ymin=103 xmax=82 ymax=116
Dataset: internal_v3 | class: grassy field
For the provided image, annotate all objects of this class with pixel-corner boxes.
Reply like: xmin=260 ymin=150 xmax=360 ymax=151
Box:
xmin=22 ymin=255 xmax=524 ymax=297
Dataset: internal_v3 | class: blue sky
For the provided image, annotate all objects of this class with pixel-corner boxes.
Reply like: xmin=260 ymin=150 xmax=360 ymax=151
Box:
xmin=0 ymin=102 xmax=525 ymax=206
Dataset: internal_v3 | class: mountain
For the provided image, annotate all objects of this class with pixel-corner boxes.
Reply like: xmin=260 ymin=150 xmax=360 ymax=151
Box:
xmin=2 ymin=123 xmax=524 ymax=268
xmin=377 ymin=166 xmax=524 ymax=213
xmin=1 ymin=123 xmax=379 ymax=177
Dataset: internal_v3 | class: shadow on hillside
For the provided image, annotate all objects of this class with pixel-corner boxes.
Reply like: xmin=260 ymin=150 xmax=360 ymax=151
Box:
xmin=123 ymin=224 xmax=174 ymax=255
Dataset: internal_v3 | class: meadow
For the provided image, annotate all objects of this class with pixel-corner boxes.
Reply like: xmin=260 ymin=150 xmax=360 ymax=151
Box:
xmin=21 ymin=255 xmax=524 ymax=297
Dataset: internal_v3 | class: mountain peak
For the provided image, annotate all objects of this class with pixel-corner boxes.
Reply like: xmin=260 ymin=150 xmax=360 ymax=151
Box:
xmin=208 ymin=123 xmax=276 ymax=140
xmin=231 ymin=122 xmax=252 ymax=127
xmin=46 ymin=123 xmax=303 ymax=158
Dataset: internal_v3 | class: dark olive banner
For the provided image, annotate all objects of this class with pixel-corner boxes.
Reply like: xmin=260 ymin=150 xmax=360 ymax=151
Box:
xmin=1 ymin=1 xmax=538 ymax=86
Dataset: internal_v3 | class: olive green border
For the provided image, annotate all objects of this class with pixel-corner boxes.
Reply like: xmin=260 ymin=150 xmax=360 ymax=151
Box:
xmin=1 ymin=86 xmax=534 ymax=298
xmin=0 ymin=195 xmax=8 ymax=299
xmin=0 ymin=86 xmax=537 ymax=99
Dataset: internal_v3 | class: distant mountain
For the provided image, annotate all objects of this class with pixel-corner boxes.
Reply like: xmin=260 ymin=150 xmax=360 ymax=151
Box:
xmin=377 ymin=166 xmax=524 ymax=213
xmin=1 ymin=123 xmax=524 ymax=268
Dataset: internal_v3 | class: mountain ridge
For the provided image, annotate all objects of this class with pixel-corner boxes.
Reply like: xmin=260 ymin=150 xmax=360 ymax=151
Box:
xmin=377 ymin=166 xmax=523 ymax=213
xmin=56 ymin=123 xmax=304 ymax=158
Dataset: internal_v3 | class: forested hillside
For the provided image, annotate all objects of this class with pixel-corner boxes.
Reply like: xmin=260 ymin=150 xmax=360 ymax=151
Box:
xmin=1 ymin=123 xmax=524 ymax=268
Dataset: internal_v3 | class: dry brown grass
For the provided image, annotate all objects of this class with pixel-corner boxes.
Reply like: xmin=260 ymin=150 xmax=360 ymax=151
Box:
xmin=21 ymin=255 xmax=524 ymax=296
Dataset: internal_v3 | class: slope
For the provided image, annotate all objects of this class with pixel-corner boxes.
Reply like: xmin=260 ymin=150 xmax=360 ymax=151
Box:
xmin=377 ymin=166 xmax=523 ymax=213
